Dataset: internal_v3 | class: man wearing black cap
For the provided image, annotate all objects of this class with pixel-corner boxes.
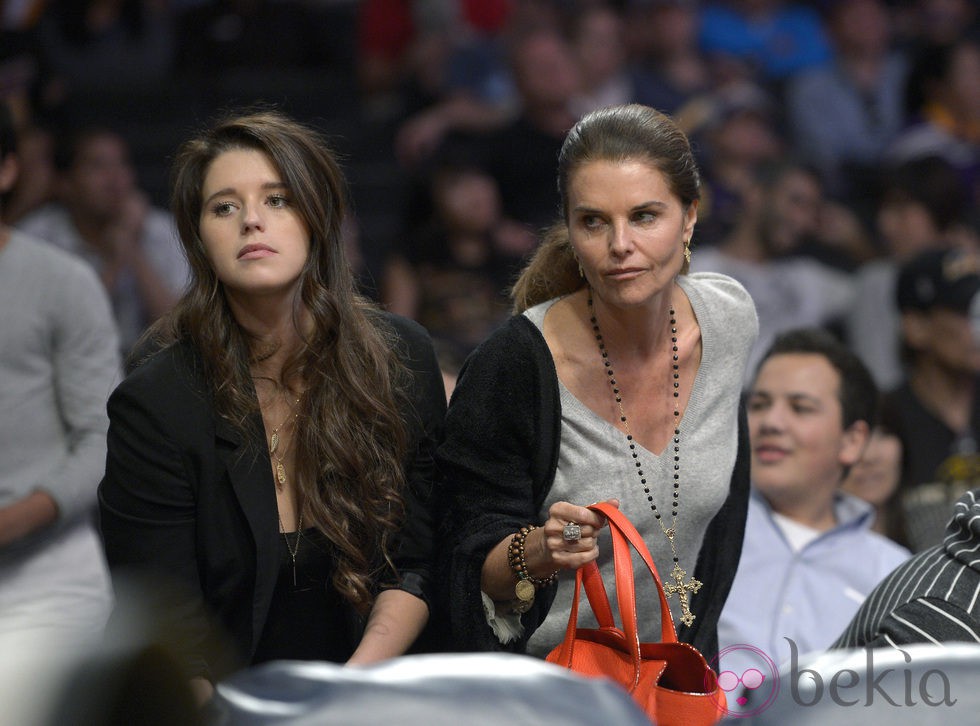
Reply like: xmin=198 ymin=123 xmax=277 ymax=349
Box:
xmin=882 ymin=247 xmax=980 ymax=551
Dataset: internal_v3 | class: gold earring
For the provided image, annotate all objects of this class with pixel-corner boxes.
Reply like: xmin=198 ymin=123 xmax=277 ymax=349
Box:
xmin=683 ymin=241 xmax=692 ymax=265
xmin=578 ymin=262 xmax=585 ymax=278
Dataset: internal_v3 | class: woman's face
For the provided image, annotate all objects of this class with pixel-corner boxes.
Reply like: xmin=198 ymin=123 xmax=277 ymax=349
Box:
xmin=567 ymin=159 xmax=696 ymax=310
xmin=198 ymin=148 xmax=310 ymax=302
xmin=842 ymin=428 xmax=903 ymax=507
xmin=436 ymin=171 xmax=500 ymax=234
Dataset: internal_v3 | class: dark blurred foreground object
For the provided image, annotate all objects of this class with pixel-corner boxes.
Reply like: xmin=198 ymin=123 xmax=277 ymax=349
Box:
xmin=204 ymin=652 xmax=652 ymax=726
xmin=0 ymin=583 xmax=203 ymax=726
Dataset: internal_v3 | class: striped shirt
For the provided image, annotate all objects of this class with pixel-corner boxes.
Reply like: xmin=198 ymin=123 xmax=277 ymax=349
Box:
xmin=833 ymin=489 xmax=980 ymax=649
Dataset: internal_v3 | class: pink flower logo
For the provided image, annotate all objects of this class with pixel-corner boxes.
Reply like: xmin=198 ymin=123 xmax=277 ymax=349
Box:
xmin=708 ymin=644 xmax=780 ymax=717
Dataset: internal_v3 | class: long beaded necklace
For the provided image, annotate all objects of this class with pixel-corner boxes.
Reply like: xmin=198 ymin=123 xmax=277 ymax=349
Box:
xmin=587 ymin=291 xmax=702 ymax=627
xmin=268 ymin=398 xmax=300 ymax=491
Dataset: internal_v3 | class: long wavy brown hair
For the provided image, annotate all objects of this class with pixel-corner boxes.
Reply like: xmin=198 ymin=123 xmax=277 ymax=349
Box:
xmin=512 ymin=104 xmax=701 ymax=313
xmin=149 ymin=109 xmax=409 ymax=612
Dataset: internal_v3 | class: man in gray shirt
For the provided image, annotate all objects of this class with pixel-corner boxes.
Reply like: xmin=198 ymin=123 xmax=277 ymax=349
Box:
xmin=0 ymin=102 xmax=120 ymax=648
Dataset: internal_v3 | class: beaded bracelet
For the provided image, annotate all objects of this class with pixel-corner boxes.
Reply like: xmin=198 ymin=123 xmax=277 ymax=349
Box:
xmin=508 ymin=525 xmax=560 ymax=590
xmin=507 ymin=525 xmax=551 ymax=614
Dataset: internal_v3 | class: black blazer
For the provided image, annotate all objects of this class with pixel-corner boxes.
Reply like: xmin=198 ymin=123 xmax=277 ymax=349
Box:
xmin=98 ymin=313 xmax=447 ymax=680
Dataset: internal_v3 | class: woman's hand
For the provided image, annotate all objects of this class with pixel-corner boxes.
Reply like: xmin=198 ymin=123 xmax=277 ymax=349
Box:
xmin=480 ymin=499 xmax=619 ymax=602
xmin=539 ymin=499 xmax=619 ymax=571
xmin=189 ymin=676 xmax=214 ymax=707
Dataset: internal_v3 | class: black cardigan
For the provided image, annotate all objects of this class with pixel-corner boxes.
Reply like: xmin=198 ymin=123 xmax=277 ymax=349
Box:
xmin=436 ymin=314 xmax=750 ymax=663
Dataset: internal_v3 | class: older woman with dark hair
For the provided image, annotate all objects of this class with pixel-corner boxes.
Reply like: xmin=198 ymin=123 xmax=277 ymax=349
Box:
xmin=439 ymin=104 xmax=758 ymax=661
xmin=98 ymin=110 xmax=445 ymax=703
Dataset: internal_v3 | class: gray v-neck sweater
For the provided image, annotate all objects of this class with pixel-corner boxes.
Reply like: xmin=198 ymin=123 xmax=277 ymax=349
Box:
xmin=525 ymin=273 xmax=757 ymax=656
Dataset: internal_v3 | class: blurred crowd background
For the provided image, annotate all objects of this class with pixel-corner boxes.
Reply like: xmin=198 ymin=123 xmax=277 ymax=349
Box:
xmin=2 ymin=0 xmax=979 ymax=551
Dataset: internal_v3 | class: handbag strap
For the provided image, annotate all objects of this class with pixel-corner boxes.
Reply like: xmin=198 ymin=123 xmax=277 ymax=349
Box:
xmin=553 ymin=504 xmax=681 ymax=672
xmin=553 ymin=562 xmax=596 ymax=664
xmin=582 ymin=559 xmax=615 ymax=628
xmin=588 ymin=502 xmax=678 ymax=645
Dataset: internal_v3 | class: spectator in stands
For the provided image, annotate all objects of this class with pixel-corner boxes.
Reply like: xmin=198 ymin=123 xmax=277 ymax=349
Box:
xmin=381 ymin=158 xmax=513 ymax=395
xmin=0 ymin=101 xmax=119 ymax=653
xmin=390 ymin=0 xmax=527 ymax=167
xmin=174 ymin=0 xmax=330 ymax=75
xmin=0 ymin=123 xmax=54 ymax=226
xmin=678 ymin=81 xmax=785 ymax=247
xmin=880 ymin=247 xmax=980 ymax=551
xmin=846 ymin=155 xmax=974 ymax=391
xmin=717 ymin=328 xmax=910 ymax=711
xmin=17 ymin=125 xmax=187 ymax=355
xmin=0 ymin=1 xmax=54 ymax=126
xmin=355 ymin=0 xmax=514 ymax=106
xmin=886 ymin=35 xmax=980 ymax=205
xmin=893 ymin=0 xmax=978 ymax=50
xmin=35 ymin=0 xmax=175 ymax=93
xmin=691 ymin=160 xmax=858 ymax=385
xmin=697 ymin=0 xmax=832 ymax=86
xmin=784 ymin=0 xmax=909 ymax=200
xmin=841 ymin=421 xmax=908 ymax=546
xmin=626 ymin=0 xmax=712 ymax=115
xmin=474 ymin=24 xmax=582 ymax=256
xmin=568 ymin=2 xmax=633 ymax=118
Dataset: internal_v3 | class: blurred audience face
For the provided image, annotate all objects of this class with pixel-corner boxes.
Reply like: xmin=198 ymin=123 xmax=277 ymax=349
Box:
xmin=913 ymin=0 xmax=977 ymax=45
xmin=511 ymin=30 xmax=580 ymax=112
xmin=940 ymin=40 xmax=980 ymax=120
xmin=904 ymin=305 xmax=980 ymax=376
xmin=644 ymin=2 xmax=700 ymax=59
xmin=738 ymin=0 xmax=782 ymax=15
xmin=748 ymin=353 xmax=867 ymax=506
xmin=63 ymin=132 xmax=136 ymax=223
xmin=0 ymin=126 xmax=54 ymax=225
xmin=759 ymin=167 xmax=821 ymax=255
xmin=433 ymin=169 xmax=501 ymax=236
xmin=831 ymin=0 xmax=891 ymax=57
xmin=842 ymin=427 xmax=903 ymax=508
xmin=709 ymin=109 xmax=783 ymax=168
xmin=572 ymin=5 xmax=626 ymax=90
xmin=876 ymin=193 xmax=942 ymax=259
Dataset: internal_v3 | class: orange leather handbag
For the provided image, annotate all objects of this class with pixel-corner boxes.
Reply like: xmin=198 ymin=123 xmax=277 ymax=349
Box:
xmin=545 ymin=502 xmax=724 ymax=726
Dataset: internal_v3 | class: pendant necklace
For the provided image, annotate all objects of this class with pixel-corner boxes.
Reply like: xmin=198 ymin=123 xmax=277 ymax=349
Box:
xmin=588 ymin=291 xmax=702 ymax=627
xmin=278 ymin=510 xmax=303 ymax=588
xmin=268 ymin=397 xmax=300 ymax=491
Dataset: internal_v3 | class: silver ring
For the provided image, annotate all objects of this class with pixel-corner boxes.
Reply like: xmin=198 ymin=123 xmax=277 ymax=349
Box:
xmin=562 ymin=522 xmax=582 ymax=542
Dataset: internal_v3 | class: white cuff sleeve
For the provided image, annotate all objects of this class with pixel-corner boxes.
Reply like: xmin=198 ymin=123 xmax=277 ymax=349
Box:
xmin=481 ymin=590 xmax=524 ymax=645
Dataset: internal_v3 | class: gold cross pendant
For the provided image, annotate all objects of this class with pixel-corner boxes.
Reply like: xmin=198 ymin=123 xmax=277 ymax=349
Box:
xmin=664 ymin=563 xmax=702 ymax=627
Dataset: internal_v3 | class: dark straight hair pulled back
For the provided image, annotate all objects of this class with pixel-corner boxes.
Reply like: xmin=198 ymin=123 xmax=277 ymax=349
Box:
xmin=512 ymin=104 xmax=701 ymax=312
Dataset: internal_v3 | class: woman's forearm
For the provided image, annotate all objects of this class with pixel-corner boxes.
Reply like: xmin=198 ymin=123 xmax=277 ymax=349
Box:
xmin=346 ymin=589 xmax=429 ymax=665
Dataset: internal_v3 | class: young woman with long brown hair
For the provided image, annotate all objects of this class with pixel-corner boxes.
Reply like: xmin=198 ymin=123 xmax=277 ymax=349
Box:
xmin=98 ymin=110 xmax=445 ymax=702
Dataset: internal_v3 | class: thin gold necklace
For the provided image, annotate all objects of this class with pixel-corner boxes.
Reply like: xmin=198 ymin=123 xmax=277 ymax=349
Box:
xmin=587 ymin=291 xmax=702 ymax=627
xmin=268 ymin=398 xmax=300 ymax=491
